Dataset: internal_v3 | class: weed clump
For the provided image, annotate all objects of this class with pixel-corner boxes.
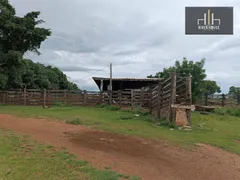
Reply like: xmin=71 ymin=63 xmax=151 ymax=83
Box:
xmin=66 ymin=118 xmax=83 ymax=125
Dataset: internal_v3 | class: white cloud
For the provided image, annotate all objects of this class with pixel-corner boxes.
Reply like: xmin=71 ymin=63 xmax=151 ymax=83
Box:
xmin=10 ymin=0 xmax=240 ymax=92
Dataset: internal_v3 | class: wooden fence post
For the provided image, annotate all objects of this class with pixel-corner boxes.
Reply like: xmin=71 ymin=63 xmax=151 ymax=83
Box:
xmin=98 ymin=91 xmax=103 ymax=104
xmin=64 ymin=90 xmax=67 ymax=104
xmin=24 ymin=87 xmax=27 ymax=106
xmin=149 ymin=89 xmax=153 ymax=114
xmin=237 ymin=94 xmax=240 ymax=105
xmin=204 ymin=94 xmax=208 ymax=106
xmin=141 ymin=88 xmax=144 ymax=107
xmin=109 ymin=90 xmax=112 ymax=105
xmin=119 ymin=90 xmax=122 ymax=107
xmin=168 ymin=72 xmax=176 ymax=122
xmin=157 ymin=82 xmax=162 ymax=119
xmin=43 ymin=89 xmax=46 ymax=107
xmin=131 ymin=89 xmax=134 ymax=110
xmin=222 ymin=93 xmax=225 ymax=107
xmin=186 ymin=75 xmax=192 ymax=126
xmin=83 ymin=90 xmax=87 ymax=105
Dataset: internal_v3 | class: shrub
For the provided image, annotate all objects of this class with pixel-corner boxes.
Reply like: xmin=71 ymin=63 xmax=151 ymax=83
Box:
xmin=67 ymin=118 xmax=83 ymax=125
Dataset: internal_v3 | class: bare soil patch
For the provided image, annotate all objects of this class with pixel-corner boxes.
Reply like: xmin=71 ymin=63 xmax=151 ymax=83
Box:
xmin=0 ymin=114 xmax=240 ymax=180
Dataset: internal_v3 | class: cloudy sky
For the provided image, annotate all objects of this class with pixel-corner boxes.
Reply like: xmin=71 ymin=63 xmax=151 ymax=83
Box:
xmin=9 ymin=0 xmax=240 ymax=92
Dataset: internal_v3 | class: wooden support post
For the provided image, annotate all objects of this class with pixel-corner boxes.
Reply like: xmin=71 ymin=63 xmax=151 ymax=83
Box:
xmin=100 ymin=79 xmax=103 ymax=92
xmin=109 ymin=91 xmax=112 ymax=105
xmin=100 ymin=91 xmax=104 ymax=104
xmin=157 ymin=82 xmax=162 ymax=119
xmin=186 ymin=75 xmax=192 ymax=126
xmin=186 ymin=75 xmax=192 ymax=105
xmin=43 ymin=89 xmax=46 ymax=107
xmin=168 ymin=72 xmax=176 ymax=122
xmin=24 ymin=86 xmax=27 ymax=106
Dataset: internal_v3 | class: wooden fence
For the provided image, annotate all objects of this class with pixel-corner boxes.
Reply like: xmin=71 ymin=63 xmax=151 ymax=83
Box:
xmin=0 ymin=89 xmax=103 ymax=106
xmin=0 ymin=73 xmax=192 ymax=123
xmin=198 ymin=94 xmax=240 ymax=107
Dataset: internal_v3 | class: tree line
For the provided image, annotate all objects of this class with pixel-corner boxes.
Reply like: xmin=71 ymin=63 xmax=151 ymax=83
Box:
xmin=0 ymin=0 xmax=79 ymax=90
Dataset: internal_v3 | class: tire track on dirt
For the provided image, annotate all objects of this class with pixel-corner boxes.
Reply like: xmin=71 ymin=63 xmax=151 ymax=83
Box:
xmin=0 ymin=114 xmax=240 ymax=180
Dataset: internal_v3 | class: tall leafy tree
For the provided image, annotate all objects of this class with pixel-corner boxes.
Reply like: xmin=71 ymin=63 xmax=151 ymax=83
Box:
xmin=202 ymin=80 xmax=221 ymax=95
xmin=229 ymin=86 xmax=240 ymax=104
xmin=148 ymin=57 xmax=207 ymax=102
xmin=202 ymin=80 xmax=221 ymax=105
xmin=0 ymin=0 xmax=51 ymax=89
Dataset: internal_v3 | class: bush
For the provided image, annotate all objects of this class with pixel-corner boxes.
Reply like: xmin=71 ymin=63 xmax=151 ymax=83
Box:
xmin=67 ymin=118 xmax=83 ymax=125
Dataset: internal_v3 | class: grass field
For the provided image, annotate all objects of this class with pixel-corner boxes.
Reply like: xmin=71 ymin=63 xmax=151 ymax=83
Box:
xmin=0 ymin=128 xmax=139 ymax=180
xmin=0 ymin=105 xmax=239 ymax=155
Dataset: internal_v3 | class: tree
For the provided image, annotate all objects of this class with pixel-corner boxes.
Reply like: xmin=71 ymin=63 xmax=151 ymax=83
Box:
xmin=202 ymin=80 xmax=221 ymax=95
xmin=229 ymin=86 xmax=240 ymax=104
xmin=0 ymin=0 xmax=51 ymax=89
xmin=0 ymin=1 xmax=79 ymax=90
xmin=202 ymin=80 xmax=221 ymax=105
xmin=148 ymin=57 xmax=207 ymax=102
xmin=0 ymin=0 xmax=51 ymax=55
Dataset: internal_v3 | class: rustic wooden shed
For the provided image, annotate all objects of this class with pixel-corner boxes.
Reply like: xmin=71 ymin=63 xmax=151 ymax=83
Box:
xmin=92 ymin=77 xmax=163 ymax=91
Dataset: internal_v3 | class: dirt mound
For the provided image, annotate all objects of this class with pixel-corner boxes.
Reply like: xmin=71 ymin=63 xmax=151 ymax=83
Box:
xmin=0 ymin=114 xmax=240 ymax=180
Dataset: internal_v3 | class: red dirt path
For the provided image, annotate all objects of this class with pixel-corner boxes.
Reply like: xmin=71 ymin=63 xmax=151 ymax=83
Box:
xmin=0 ymin=114 xmax=240 ymax=180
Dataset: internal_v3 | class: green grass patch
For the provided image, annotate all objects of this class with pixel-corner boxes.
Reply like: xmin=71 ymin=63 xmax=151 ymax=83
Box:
xmin=214 ymin=107 xmax=240 ymax=116
xmin=66 ymin=117 xmax=83 ymax=125
xmin=0 ymin=106 xmax=240 ymax=155
xmin=0 ymin=129 xmax=140 ymax=180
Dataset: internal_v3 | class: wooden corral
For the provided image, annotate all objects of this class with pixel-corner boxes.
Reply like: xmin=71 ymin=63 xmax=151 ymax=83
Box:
xmin=0 ymin=73 xmax=193 ymax=126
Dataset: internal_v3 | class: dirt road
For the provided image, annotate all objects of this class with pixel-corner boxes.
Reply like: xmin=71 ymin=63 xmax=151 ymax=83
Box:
xmin=0 ymin=114 xmax=240 ymax=180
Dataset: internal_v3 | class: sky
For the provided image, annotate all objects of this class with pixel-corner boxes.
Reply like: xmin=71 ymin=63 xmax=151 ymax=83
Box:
xmin=9 ymin=0 xmax=240 ymax=92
